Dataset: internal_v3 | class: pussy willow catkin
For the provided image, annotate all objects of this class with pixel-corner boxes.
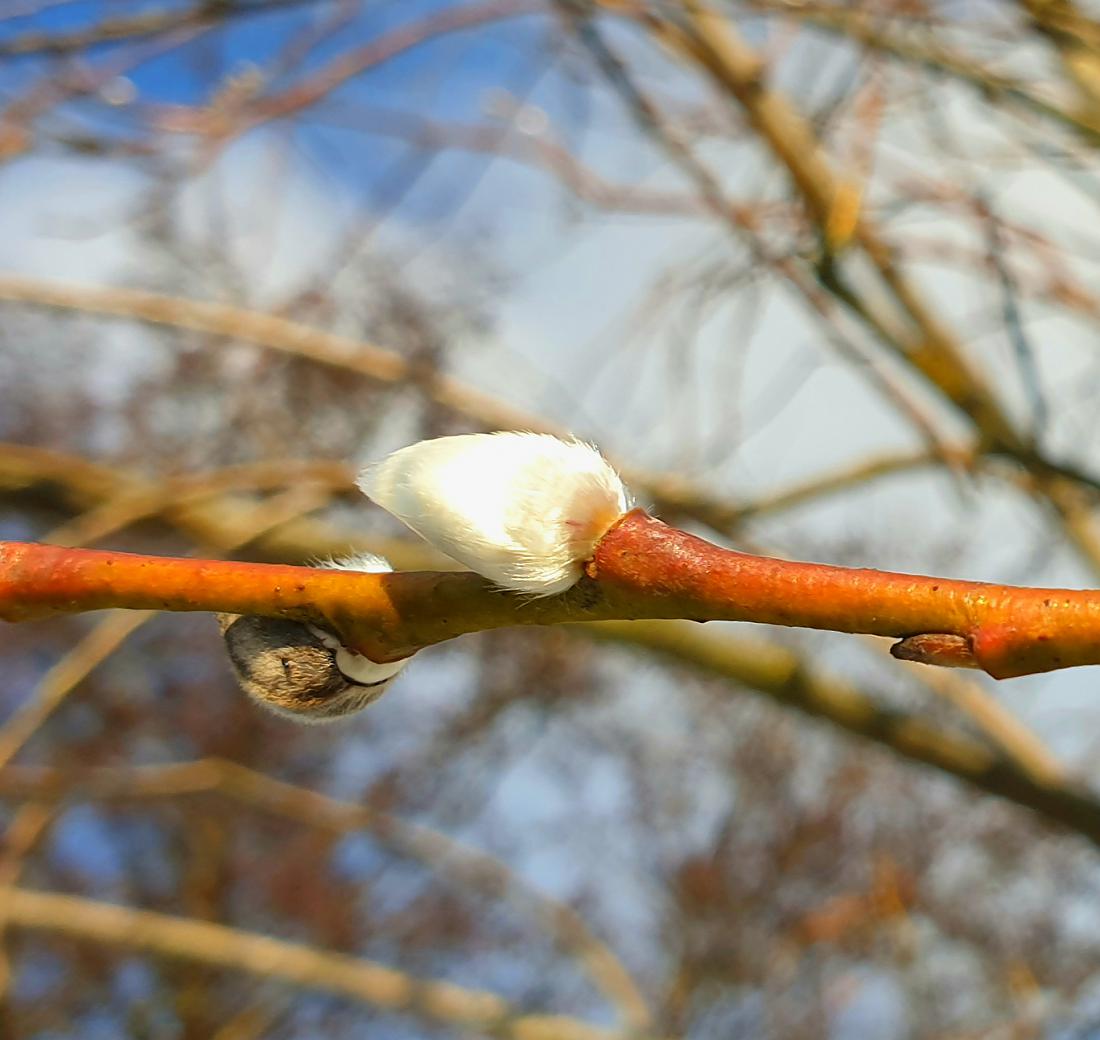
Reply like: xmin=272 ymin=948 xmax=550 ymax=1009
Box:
xmin=359 ymin=432 xmax=631 ymax=595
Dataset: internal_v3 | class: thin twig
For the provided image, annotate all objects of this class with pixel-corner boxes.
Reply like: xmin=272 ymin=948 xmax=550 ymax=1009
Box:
xmin=0 ymin=275 xmax=778 ymax=542
xmin=0 ymin=757 xmax=653 ymax=1032
xmin=0 ymin=886 xmax=650 ymax=1040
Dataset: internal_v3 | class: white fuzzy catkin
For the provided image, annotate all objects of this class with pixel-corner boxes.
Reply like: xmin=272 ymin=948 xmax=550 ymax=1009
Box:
xmin=311 ymin=552 xmax=408 ymax=686
xmin=358 ymin=432 xmax=631 ymax=595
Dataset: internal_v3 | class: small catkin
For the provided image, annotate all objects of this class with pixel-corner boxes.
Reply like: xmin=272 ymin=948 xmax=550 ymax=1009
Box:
xmin=220 ymin=551 xmax=408 ymax=723
xmin=358 ymin=432 xmax=631 ymax=595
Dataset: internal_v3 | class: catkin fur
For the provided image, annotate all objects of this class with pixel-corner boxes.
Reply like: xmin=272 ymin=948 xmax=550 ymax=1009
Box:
xmin=358 ymin=432 xmax=631 ymax=595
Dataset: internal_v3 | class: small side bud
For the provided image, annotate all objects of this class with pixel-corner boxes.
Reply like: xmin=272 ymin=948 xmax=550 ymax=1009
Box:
xmin=358 ymin=432 xmax=631 ymax=595
xmin=219 ymin=552 xmax=409 ymax=722
xmin=891 ymin=633 xmax=979 ymax=669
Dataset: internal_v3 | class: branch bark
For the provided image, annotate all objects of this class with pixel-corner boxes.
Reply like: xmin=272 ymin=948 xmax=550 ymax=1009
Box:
xmin=5 ymin=511 xmax=1100 ymax=678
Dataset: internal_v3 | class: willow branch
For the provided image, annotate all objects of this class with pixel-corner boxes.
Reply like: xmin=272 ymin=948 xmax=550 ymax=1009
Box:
xmin=0 ymin=0 xmax=317 ymax=57
xmin=0 ymin=276 xmax=781 ymax=541
xmin=616 ymin=0 xmax=1022 ymax=451
xmin=151 ymin=0 xmax=547 ymax=138
xmin=0 ymin=758 xmax=651 ymax=1032
xmin=743 ymin=1 xmax=1100 ymax=144
xmin=0 ymin=886 xmax=644 ymax=1040
xmin=588 ymin=620 xmax=1100 ymax=848
xmin=0 ymin=611 xmax=150 ymax=771
xmin=558 ymin=9 xmax=981 ymax=471
xmin=0 ymin=439 xmax=959 ymax=555
xmin=0 ymin=804 xmax=55 ymax=1003
xmin=889 ymin=649 xmax=1067 ymax=786
xmin=1014 ymin=0 xmax=1100 ymax=113
xmin=0 ymin=442 xmax=381 ymax=564
xmin=4 ymin=511 xmax=1100 ymax=678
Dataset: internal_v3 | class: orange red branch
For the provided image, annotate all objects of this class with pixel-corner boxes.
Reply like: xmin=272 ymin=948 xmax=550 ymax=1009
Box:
xmin=4 ymin=511 xmax=1100 ymax=679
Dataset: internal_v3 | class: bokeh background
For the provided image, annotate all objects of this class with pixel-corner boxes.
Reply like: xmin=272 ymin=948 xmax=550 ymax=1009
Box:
xmin=5 ymin=1 xmax=1100 ymax=1037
